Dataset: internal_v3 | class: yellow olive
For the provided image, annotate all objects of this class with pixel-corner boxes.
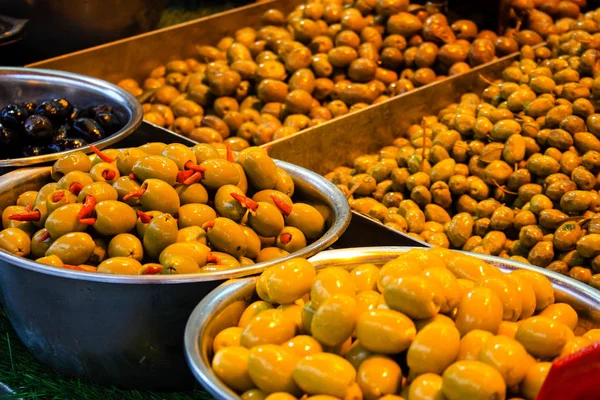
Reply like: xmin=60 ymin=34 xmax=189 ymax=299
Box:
xmin=515 ymin=316 xmax=571 ymax=358
xmin=282 ymin=335 xmax=323 ymax=358
xmin=478 ymin=335 xmax=535 ymax=386
xmin=497 ymin=321 xmax=520 ymax=339
xmin=442 ymin=360 xmax=506 ymax=400
xmin=293 ymin=353 xmax=356 ymax=398
xmin=213 ymin=326 xmax=243 ymax=354
xmin=356 ymin=290 xmax=382 ymax=315
xmin=476 ymin=276 xmax=523 ymax=321
xmin=310 ymin=267 xmax=355 ymax=308
xmin=240 ymin=309 xmax=296 ymax=348
xmin=520 ymin=362 xmax=551 ymax=400
xmin=583 ymin=329 xmax=600 ymax=343
xmin=212 ymin=346 xmax=255 ymax=393
xmin=248 ymin=344 xmax=301 ymax=395
xmin=377 ymin=257 xmax=421 ymax=292
xmin=506 ymin=274 xmax=537 ymax=320
xmin=447 ymin=253 xmax=503 ymax=281
xmin=457 ymin=329 xmax=494 ymax=361
xmin=421 ymin=266 xmax=461 ymax=314
xmin=455 ymin=287 xmax=504 ymax=336
xmin=261 ymin=258 xmax=316 ymax=305
xmin=414 ymin=314 xmax=455 ymax=331
xmin=539 ymin=303 xmax=578 ymax=330
xmin=345 ymin=341 xmax=374 ymax=370
xmin=241 ymin=389 xmax=267 ymax=400
xmin=355 ymin=309 xmax=416 ymax=354
xmin=383 ymin=275 xmax=445 ymax=319
xmin=557 ymin=336 xmax=592 ymax=359
xmin=311 ymin=294 xmax=358 ymax=347
xmin=408 ymin=322 xmax=461 ymax=376
xmin=350 ymin=263 xmax=380 ymax=292
xmin=238 ymin=301 xmax=274 ymax=328
xmin=356 ymin=356 xmax=403 ymax=400
xmin=510 ymin=270 xmax=554 ymax=311
xmin=408 ymin=373 xmax=444 ymax=400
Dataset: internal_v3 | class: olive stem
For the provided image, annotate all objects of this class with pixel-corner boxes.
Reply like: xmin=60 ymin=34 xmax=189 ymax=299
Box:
xmin=8 ymin=210 xmax=41 ymax=221
xmin=101 ymin=169 xmax=116 ymax=181
xmin=230 ymin=193 xmax=259 ymax=212
xmin=78 ymin=195 xmax=97 ymax=221
xmin=270 ymin=195 xmax=292 ymax=217
xmin=137 ymin=210 xmax=153 ymax=224
xmin=38 ymin=231 xmax=51 ymax=242
xmin=207 ymin=252 xmax=221 ymax=265
xmin=89 ymin=144 xmax=115 ymax=163
xmin=279 ymin=232 xmax=292 ymax=245
xmin=123 ymin=188 xmax=146 ymax=201
xmin=69 ymin=182 xmax=84 ymax=196
xmin=142 ymin=265 xmax=163 ymax=275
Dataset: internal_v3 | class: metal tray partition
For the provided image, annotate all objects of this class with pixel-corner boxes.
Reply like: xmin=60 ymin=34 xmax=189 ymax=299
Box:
xmin=27 ymin=0 xmax=304 ymax=82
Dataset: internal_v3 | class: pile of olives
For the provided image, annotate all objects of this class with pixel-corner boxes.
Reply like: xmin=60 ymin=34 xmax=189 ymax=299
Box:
xmin=0 ymin=143 xmax=328 ymax=275
xmin=118 ymin=0 xmax=535 ymax=149
xmin=0 ymin=98 xmax=125 ymax=158
xmin=208 ymin=248 xmax=599 ymax=400
xmin=325 ymin=7 xmax=600 ymax=290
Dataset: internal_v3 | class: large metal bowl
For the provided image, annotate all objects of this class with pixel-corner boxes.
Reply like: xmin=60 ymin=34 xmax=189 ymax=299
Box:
xmin=0 ymin=67 xmax=143 ymax=170
xmin=184 ymin=247 xmax=600 ymax=400
xmin=0 ymin=160 xmax=350 ymax=389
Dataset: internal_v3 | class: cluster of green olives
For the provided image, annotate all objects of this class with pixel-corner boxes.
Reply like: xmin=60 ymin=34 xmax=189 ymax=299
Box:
xmin=118 ymin=0 xmax=533 ymax=149
xmin=208 ymin=248 xmax=600 ymax=400
xmin=0 ymin=143 xmax=327 ymax=275
xmin=325 ymin=13 xmax=600 ymax=289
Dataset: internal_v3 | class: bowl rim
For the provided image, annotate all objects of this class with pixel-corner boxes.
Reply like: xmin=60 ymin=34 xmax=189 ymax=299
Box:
xmin=183 ymin=246 xmax=600 ymax=400
xmin=0 ymin=67 xmax=143 ymax=167
xmin=0 ymin=159 xmax=351 ymax=284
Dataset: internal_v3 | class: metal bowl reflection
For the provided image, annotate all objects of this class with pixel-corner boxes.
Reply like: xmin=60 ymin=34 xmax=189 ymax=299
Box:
xmin=184 ymin=246 xmax=600 ymax=400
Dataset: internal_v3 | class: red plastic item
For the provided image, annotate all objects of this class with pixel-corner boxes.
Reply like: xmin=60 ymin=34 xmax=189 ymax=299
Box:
xmin=537 ymin=342 xmax=600 ymax=400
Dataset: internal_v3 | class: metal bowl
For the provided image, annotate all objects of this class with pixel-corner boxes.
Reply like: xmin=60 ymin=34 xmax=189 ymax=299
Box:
xmin=184 ymin=246 xmax=600 ymax=400
xmin=0 ymin=67 xmax=143 ymax=170
xmin=0 ymin=160 xmax=350 ymax=389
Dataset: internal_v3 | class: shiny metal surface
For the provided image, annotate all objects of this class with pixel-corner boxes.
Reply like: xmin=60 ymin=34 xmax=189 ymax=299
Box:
xmin=0 ymin=0 xmax=165 ymax=60
xmin=0 ymin=67 xmax=143 ymax=169
xmin=27 ymin=0 xmax=304 ymax=82
xmin=184 ymin=247 xmax=600 ymax=400
xmin=0 ymin=159 xmax=350 ymax=389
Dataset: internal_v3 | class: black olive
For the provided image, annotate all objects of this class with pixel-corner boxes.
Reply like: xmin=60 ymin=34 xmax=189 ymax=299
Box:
xmin=70 ymin=107 xmax=92 ymax=120
xmin=1 ymin=104 xmax=28 ymax=131
xmin=0 ymin=121 xmax=20 ymax=152
xmin=47 ymin=137 xmax=87 ymax=153
xmin=53 ymin=98 xmax=73 ymax=117
xmin=20 ymin=101 xmax=37 ymax=114
xmin=94 ymin=111 xmax=122 ymax=135
xmin=90 ymin=104 xmax=114 ymax=116
xmin=36 ymin=100 xmax=69 ymax=125
xmin=21 ymin=145 xmax=47 ymax=157
xmin=72 ymin=117 xmax=104 ymax=142
xmin=24 ymin=115 xmax=54 ymax=142
xmin=53 ymin=124 xmax=71 ymax=141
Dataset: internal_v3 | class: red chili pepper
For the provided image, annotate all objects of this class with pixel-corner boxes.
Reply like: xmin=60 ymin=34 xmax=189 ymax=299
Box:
xmin=38 ymin=230 xmax=51 ymax=242
xmin=52 ymin=191 xmax=65 ymax=203
xmin=89 ymin=144 xmax=115 ymax=163
xmin=270 ymin=195 xmax=292 ymax=217
xmin=177 ymin=169 xmax=195 ymax=184
xmin=123 ymin=188 xmax=146 ymax=201
xmin=230 ymin=192 xmax=258 ymax=212
xmin=137 ymin=210 xmax=153 ymax=224
xmin=184 ymin=160 xmax=207 ymax=173
xmin=24 ymin=203 xmax=32 ymax=212
xmin=69 ymin=182 xmax=83 ymax=196
xmin=101 ymin=169 xmax=116 ymax=181
xmin=183 ymin=171 xmax=203 ymax=185
xmin=78 ymin=195 xmax=97 ymax=222
xmin=8 ymin=210 xmax=41 ymax=221
xmin=202 ymin=220 xmax=215 ymax=230
xmin=79 ymin=217 xmax=96 ymax=225
xmin=142 ymin=265 xmax=163 ymax=275
xmin=279 ymin=232 xmax=292 ymax=244
xmin=537 ymin=342 xmax=600 ymax=400
xmin=129 ymin=173 xmax=137 ymax=180
xmin=226 ymin=144 xmax=234 ymax=163
xmin=207 ymin=252 xmax=221 ymax=265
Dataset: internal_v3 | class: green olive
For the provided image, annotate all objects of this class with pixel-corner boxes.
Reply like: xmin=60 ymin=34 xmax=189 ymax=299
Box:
xmin=113 ymin=177 xmax=141 ymax=206
xmin=45 ymin=232 xmax=95 ymax=265
xmin=215 ymin=185 xmax=247 ymax=222
xmin=45 ymin=203 xmax=88 ymax=240
xmin=276 ymin=226 xmax=307 ymax=253
xmin=97 ymin=257 xmax=144 ymax=275
xmin=77 ymin=182 xmax=118 ymax=203
xmin=31 ymin=228 xmax=53 ymax=259
xmin=0 ymin=228 xmax=31 ymax=257
xmin=248 ymin=202 xmax=285 ymax=237
xmin=108 ymin=233 xmax=144 ymax=261
xmin=205 ymin=217 xmax=247 ymax=258
xmin=200 ymin=159 xmax=241 ymax=189
xmin=115 ymin=148 xmax=149 ymax=176
xmin=242 ymin=151 xmax=278 ymax=190
xmin=256 ymin=247 xmax=289 ymax=263
xmin=161 ymin=143 xmax=197 ymax=171
xmin=159 ymin=241 xmax=210 ymax=267
xmin=143 ymin=213 xmax=179 ymax=260
xmin=175 ymin=183 xmax=209 ymax=205
xmin=57 ymin=171 xmax=94 ymax=193
xmin=138 ymin=142 xmax=167 ymax=155
xmin=178 ymin=203 xmax=217 ymax=228
xmin=51 ymin=151 xmax=92 ymax=181
xmin=285 ymin=203 xmax=325 ymax=240
xmin=132 ymin=155 xmax=179 ymax=186
xmin=136 ymin=179 xmax=180 ymax=215
xmin=89 ymin=162 xmax=120 ymax=184
xmin=92 ymin=200 xmax=137 ymax=236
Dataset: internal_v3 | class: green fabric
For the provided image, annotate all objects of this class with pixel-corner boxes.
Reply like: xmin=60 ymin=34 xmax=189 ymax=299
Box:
xmin=0 ymin=6 xmax=251 ymax=399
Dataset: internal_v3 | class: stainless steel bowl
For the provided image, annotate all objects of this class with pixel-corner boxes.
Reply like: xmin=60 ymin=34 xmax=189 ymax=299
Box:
xmin=0 ymin=160 xmax=350 ymax=389
xmin=184 ymin=247 xmax=600 ymax=400
xmin=0 ymin=67 xmax=143 ymax=169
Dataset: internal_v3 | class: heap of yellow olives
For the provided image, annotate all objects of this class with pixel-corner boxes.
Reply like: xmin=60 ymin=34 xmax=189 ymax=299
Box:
xmin=0 ymin=143 xmax=327 ymax=274
xmin=118 ymin=0 xmax=542 ymax=148
xmin=326 ymin=7 xmax=600 ymax=290
xmin=209 ymin=248 xmax=599 ymax=400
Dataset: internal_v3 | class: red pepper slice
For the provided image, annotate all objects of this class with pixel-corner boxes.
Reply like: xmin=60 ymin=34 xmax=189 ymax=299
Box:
xmin=79 ymin=217 xmax=96 ymax=225
xmin=69 ymin=182 xmax=84 ymax=196
xmin=226 ymin=144 xmax=234 ymax=163
xmin=78 ymin=195 xmax=96 ymax=222
xmin=123 ymin=188 xmax=146 ymax=201
xmin=230 ymin=192 xmax=258 ymax=212
xmin=270 ymin=194 xmax=292 ymax=217
xmin=177 ymin=169 xmax=195 ymax=184
xmin=52 ymin=191 xmax=65 ymax=203
xmin=129 ymin=173 xmax=137 ymax=180
xmin=101 ymin=169 xmax=116 ymax=181
xmin=142 ymin=265 xmax=163 ymax=275
xmin=184 ymin=160 xmax=207 ymax=173
xmin=537 ymin=342 xmax=600 ymax=400
xmin=202 ymin=220 xmax=215 ymax=230
xmin=8 ymin=210 xmax=41 ymax=221
xmin=207 ymin=252 xmax=221 ymax=265
xmin=38 ymin=230 xmax=51 ymax=242
xmin=183 ymin=171 xmax=204 ymax=185
xmin=137 ymin=210 xmax=153 ymax=224
xmin=279 ymin=232 xmax=292 ymax=244
xmin=89 ymin=144 xmax=115 ymax=163
xmin=24 ymin=203 xmax=32 ymax=212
